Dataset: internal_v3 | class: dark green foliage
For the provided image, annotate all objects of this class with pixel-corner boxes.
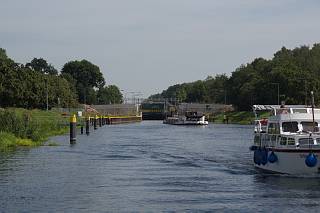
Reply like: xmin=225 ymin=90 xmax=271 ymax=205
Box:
xmin=186 ymin=80 xmax=208 ymax=103
xmin=0 ymin=62 xmax=77 ymax=109
xmin=150 ymin=74 xmax=228 ymax=104
xmin=26 ymin=58 xmax=58 ymax=75
xmin=97 ymin=85 xmax=123 ymax=104
xmin=61 ymin=60 xmax=105 ymax=104
xmin=150 ymin=44 xmax=320 ymax=110
xmin=227 ymin=44 xmax=320 ymax=110
xmin=0 ymin=47 xmax=123 ymax=108
xmin=0 ymin=48 xmax=92 ymax=109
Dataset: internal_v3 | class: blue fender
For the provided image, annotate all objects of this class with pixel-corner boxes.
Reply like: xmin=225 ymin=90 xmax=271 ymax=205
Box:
xmin=268 ymin=151 xmax=278 ymax=163
xmin=305 ymin=153 xmax=317 ymax=167
xmin=261 ymin=148 xmax=268 ymax=165
xmin=254 ymin=149 xmax=261 ymax=165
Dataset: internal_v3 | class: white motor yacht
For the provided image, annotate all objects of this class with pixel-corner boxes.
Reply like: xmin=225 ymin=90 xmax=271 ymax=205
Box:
xmin=251 ymin=102 xmax=320 ymax=175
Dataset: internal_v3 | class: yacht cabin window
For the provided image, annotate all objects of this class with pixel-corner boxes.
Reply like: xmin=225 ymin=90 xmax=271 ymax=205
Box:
xmin=298 ymin=138 xmax=313 ymax=146
xmin=301 ymin=122 xmax=318 ymax=132
xmin=254 ymin=135 xmax=260 ymax=145
xmin=267 ymin=123 xmax=280 ymax=134
xmin=287 ymin=138 xmax=295 ymax=145
xmin=292 ymin=109 xmax=307 ymax=113
xmin=280 ymin=137 xmax=287 ymax=145
xmin=282 ymin=122 xmax=298 ymax=132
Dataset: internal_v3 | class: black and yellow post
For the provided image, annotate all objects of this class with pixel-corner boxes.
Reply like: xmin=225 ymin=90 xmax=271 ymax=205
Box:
xmin=91 ymin=117 xmax=94 ymax=126
xmin=94 ymin=115 xmax=98 ymax=130
xmin=70 ymin=114 xmax=76 ymax=144
xmin=80 ymin=117 xmax=84 ymax=134
xmin=99 ymin=116 xmax=102 ymax=127
xmin=103 ymin=116 xmax=106 ymax=126
xmin=86 ymin=116 xmax=90 ymax=135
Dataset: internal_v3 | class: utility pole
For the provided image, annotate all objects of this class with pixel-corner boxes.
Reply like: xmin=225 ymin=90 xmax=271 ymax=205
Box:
xmin=311 ymin=91 xmax=315 ymax=132
xmin=305 ymin=80 xmax=307 ymax=106
xmin=46 ymin=76 xmax=49 ymax=111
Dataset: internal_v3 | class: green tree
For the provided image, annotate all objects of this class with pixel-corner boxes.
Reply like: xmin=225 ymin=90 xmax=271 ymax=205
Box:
xmin=186 ymin=80 xmax=207 ymax=103
xmin=97 ymin=85 xmax=123 ymax=104
xmin=204 ymin=74 xmax=228 ymax=103
xmin=26 ymin=58 xmax=58 ymax=75
xmin=0 ymin=48 xmax=78 ymax=109
xmin=61 ymin=60 xmax=105 ymax=104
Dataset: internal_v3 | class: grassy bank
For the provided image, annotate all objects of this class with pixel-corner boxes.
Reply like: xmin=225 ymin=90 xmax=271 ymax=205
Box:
xmin=210 ymin=111 xmax=271 ymax=125
xmin=0 ymin=132 xmax=36 ymax=152
xmin=0 ymin=108 xmax=69 ymax=152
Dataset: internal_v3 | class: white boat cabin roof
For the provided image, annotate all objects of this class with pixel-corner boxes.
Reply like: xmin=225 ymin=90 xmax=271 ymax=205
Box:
xmin=269 ymin=107 xmax=320 ymax=123
xmin=253 ymin=105 xmax=320 ymax=122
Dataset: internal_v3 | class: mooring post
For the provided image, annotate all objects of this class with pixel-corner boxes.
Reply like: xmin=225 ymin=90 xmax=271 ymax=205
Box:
xmin=80 ymin=117 xmax=84 ymax=134
xmin=86 ymin=116 xmax=90 ymax=135
xmin=99 ymin=115 xmax=102 ymax=127
xmin=70 ymin=114 xmax=76 ymax=144
xmin=94 ymin=115 xmax=98 ymax=130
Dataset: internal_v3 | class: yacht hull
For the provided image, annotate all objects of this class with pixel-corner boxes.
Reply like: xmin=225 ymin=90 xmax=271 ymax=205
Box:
xmin=254 ymin=150 xmax=320 ymax=174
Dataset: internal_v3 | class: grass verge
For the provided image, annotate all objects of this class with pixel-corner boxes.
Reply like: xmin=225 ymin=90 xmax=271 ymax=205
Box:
xmin=0 ymin=108 xmax=69 ymax=152
xmin=210 ymin=111 xmax=271 ymax=125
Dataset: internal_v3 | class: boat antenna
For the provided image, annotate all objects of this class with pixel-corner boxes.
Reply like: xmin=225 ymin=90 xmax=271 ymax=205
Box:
xmin=311 ymin=91 xmax=315 ymax=133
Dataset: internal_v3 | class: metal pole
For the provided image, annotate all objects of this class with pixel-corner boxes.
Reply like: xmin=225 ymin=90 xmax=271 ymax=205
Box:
xmin=277 ymin=83 xmax=280 ymax=106
xmin=46 ymin=77 xmax=49 ymax=111
xmin=305 ymin=80 xmax=307 ymax=106
xmin=311 ymin=91 xmax=315 ymax=132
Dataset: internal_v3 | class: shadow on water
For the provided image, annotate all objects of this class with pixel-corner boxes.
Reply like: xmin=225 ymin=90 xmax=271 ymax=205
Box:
xmin=254 ymin=172 xmax=320 ymax=191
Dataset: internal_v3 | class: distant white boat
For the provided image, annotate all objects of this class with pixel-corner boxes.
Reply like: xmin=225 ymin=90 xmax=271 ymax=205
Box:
xmin=250 ymin=101 xmax=320 ymax=175
xmin=163 ymin=111 xmax=208 ymax=125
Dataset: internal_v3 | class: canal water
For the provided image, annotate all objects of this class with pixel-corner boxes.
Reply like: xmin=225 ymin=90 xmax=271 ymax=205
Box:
xmin=1 ymin=121 xmax=320 ymax=212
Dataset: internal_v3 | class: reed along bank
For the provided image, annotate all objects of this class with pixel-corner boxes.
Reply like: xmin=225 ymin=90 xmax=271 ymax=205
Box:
xmin=0 ymin=108 xmax=69 ymax=152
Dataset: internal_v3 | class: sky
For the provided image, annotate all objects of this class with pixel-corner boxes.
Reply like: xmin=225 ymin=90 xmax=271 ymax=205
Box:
xmin=1 ymin=0 xmax=320 ymax=98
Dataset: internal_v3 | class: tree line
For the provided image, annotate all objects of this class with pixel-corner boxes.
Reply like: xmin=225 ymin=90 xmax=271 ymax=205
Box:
xmin=149 ymin=43 xmax=320 ymax=111
xmin=0 ymin=48 xmax=123 ymax=109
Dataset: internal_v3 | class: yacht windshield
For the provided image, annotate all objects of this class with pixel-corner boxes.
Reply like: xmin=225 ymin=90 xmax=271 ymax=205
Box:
xmin=282 ymin=122 xmax=298 ymax=132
